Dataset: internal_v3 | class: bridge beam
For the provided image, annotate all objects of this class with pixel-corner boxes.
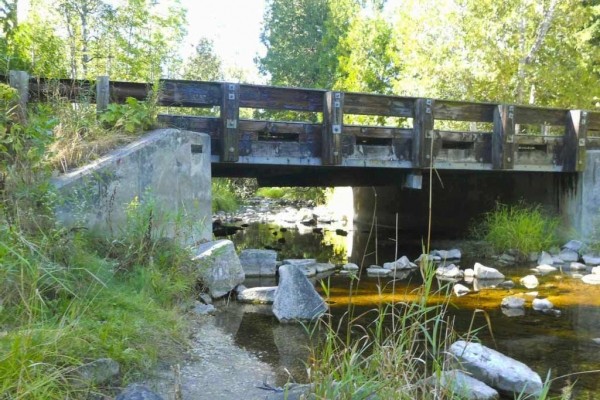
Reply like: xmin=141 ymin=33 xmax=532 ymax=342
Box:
xmin=322 ymin=91 xmax=344 ymax=165
xmin=220 ymin=83 xmax=240 ymax=162
xmin=492 ymin=104 xmax=516 ymax=170
xmin=412 ymin=98 xmax=435 ymax=168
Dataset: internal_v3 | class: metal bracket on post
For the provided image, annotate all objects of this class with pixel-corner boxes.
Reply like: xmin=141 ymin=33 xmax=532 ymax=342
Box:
xmin=220 ymin=83 xmax=240 ymax=162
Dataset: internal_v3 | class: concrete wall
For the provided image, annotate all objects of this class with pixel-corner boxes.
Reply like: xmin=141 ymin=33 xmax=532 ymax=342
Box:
xmin=571 ymin=150 xmax=600 ymax=238
xmin=52 ymin=129 xmax=212 ymax=243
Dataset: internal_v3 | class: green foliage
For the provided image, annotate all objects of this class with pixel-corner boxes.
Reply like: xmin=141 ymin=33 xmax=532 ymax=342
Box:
xmin=212 ymin=178 xmax=240 ymax=212
xmin=99 ymin=96 xmax=157 ymax=134
xmin=474 ymin=202 xmax=560 ymax=256
xmin=256 ymin=186 xmax=328 ymax=204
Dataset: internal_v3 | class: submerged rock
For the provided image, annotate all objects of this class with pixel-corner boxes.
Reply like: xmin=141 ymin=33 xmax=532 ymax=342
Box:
xmin=449 ymin=340 xmax=543 ymax=396
xmin=366 ymin=266 xmax=391 ymax=277
xmin=532 ymin=298 xmax=554 ymax=311
xmin=273 ymin=264 xmax=327 ymax=323
xmin=582 ymin=274 xmax=600 ymax=285
xmin=473 ymin=278 xmax=505 ymax=291
xmin=501 ymin=296 xmax=525 ymax=309
xmin=424 ymin=370 xmax=499 ymax=400
xmin=474 ymin=263 xmax=505 ymax=280
xmin=116 ymin=384 xmax=163 ymax=400
xmin=534 ymin=264 xmax=557 ymax=273
xmin=239 ymin=249 xmax=278 ymax=277
xmin=193 ymin=240 xmax=245 ymax=298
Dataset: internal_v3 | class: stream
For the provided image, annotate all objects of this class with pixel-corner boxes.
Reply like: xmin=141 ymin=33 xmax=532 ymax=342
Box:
xmin=213 ymin=198 xmax=600 ymax=399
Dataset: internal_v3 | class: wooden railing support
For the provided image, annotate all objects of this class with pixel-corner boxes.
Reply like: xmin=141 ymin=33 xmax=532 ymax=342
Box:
xmin=492 ymin=105 xmax=515 ymax=170
xmin=322 ymin=91 xmax=344 ymax=165
xmin=220 ymin=83 xmax=240 ymax=162
xmin=563 ymin=110 xmax=588 ymax=172
xmin=412 ymin=98 xmax=435 ymax=168
xmin=96 ymin=75 xmax=110 ymax=113
xmin=9 ymin=70 xmax=29 ymax=122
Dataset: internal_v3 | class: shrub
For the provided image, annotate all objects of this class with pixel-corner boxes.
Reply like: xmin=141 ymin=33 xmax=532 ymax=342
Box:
xmin=212 ymin=178 xmax=239 ymax=212
xmin=474 ymin=202 xmax=560 ymax=256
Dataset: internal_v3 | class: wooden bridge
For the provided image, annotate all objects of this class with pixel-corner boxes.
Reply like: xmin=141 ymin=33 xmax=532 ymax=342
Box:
xmin=8 ymin=71 xmax=600 ymax=185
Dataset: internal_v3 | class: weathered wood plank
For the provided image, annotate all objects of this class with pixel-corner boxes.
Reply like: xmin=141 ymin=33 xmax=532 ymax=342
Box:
xmin=492 ymin=105 xmax=516 ymax=169
xmin=322 ymin=91 xmax=344 ymax=165
xmin=159 ymin=80 xmax=221 ymax=107
xmin=514 ymin=106 xmax=566 ymax=126
xmin=220 ymin=83 xmax=240 ymax=162
xmin=515 ymin=135 xmax=563 ymax=145
xmin=343 ymin=92 xmax=414 ymax=117
xmin=157 ymin=114 xmax=220 ymax=136
xmin=412 ymin=98 xmax=435 ymax=168
xmin=240 ymin=84 xmax=324 ymax=111
xmin=563 ymin=110 xmax=589 ymax=172
xmin=434 ymin=101 xmax=495 ymax=122
xmin=588 ymin=112 xmax=600 ymax=132
xmin=344 ymin=125 xmax=413 ymax=139
xmin=437 ymin=131 xmax=490 ymax=142
xmin=96 ymin=76 xmax=109 ymax=112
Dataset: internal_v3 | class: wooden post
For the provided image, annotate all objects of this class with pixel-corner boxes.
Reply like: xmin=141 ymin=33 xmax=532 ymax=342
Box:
xmin=563 ymin=110 xmax=588 ymax=172
xmin=492 ymin=104 xmax=515 ymax=170
xmin=9 ymin=70 xmax=29 ymax=122
xmin=96 ymin=75 xmax=110 ymax=113
xmin=322 ymin=91 xmax=343 ymax=165
xmin=220 ymin=83 xmax=240 ymax=162
xmin=412 ymin=98 xmax=434 ymax=168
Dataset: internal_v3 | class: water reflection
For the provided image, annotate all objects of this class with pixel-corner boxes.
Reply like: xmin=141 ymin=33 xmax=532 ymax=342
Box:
xmin=226 ymin=222 xmax=600 ymax=397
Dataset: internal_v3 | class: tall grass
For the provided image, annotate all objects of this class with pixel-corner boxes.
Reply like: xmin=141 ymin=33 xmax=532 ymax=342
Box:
xmin=474 ymin=202 xmax=560 ymax=256
xmin=212 ymin=178 xmax=239 ymax=212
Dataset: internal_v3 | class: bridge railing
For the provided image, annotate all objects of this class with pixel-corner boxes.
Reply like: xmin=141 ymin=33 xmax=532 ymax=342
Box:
xmin=6 ymin=71 xmax=600 ymax=172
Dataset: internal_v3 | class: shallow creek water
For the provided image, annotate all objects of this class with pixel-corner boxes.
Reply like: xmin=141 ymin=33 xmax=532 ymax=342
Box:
xmin=222 ymin=221 xmax=600 ymax=398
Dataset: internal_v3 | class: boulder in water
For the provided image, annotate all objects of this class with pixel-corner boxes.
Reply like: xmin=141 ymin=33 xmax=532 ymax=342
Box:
xmin=273 ymin=264 xmax=327 ymax=323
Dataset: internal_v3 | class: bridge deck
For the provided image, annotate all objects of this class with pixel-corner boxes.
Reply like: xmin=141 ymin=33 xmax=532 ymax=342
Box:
xmin=10 ymin=72 xmax=600 ymax=178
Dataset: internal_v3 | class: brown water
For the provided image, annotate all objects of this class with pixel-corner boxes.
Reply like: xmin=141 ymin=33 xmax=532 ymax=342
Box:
xmin=225 ymin=222 xmax=600 ymax=398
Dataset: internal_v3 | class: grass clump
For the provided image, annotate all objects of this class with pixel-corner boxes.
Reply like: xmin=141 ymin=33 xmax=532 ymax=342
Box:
xmin=212 ymin=178 xmax=240 ymax=212
xmin=474 ymin=202 xmax=560 ymax=256
xmin=256 ymin=186 xmax=328 ymax=204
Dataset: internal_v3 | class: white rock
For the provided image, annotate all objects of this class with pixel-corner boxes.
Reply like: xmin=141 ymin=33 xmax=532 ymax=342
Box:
xmin=520 ymin=275 xmax=539 ymax=289
xmin=273 ymin=265 xmax=327 ymax=323
xmin=532 ymin=298 xmax=554 ymax=311
xmin=502 ymin=307 xmax=525 ymax=317
xmin=315 ymin=262 xmax=336 ymax=273
xmin=474 ymin=262 xmax=505 ymax=280
xmin=592 ymin=338 xmax=600 ymax=345
xmin=537 ymin=251 xmax=554 ymax=265
xmin=366 ymin=267 xmax=390 ymax=277
xmin=525 ymin=291 xmax=539 ymax=297
xmin=453 ymin=284 xmax=470 ymax=297
xmin=582 ymin=274 xmax=600 ymax=285
xmin=237 ymin=286 xmax=277 ymax=304
xmin=193 ymin=240 xmax=245 ymax=298
xmin=501 ymin=296 xmax=525 ymax=309
xmin=569 ymin=262 xmax=587 ymax=270
xmin=592 ymin=266 xmax=600 ymax=275
xmin=431 ymin=249 xmax=461 ymax=260
xmin=558 ymin=249 xmax=579 ymax=262
xmin=464 ymin=268 xmax=475 ymax=277
xmin=415 ymin=254 xmax=442 ymax=263
xmin=562 ymin=240 xmax=583 ymax=252
xmin=535 ymin=264 xmax=557 ymax=273
xmin=449 ymin=341 xmax=543 ymax=396
xmin=583 ymin=254 xmax=600 ymax=265
xmin=383 ymin=255 xmax=417 ymax=270
xmin=425 ymin=370 xmax=499 ymax=400
xmin=342 ymin=263 xmax=359 ymax=271
xmin=435 ymin=264 xmax=463 ymax=278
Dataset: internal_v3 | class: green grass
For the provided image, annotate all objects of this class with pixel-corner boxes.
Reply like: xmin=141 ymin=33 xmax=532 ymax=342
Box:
xmin=473 ymin=202 xmax=560 ymax=256
xmin=212 ymin=178 xmax=239 ymax=212
xmin=0 ymin=201 xmax=196 ymax=399
xmin=256 ymin=186 xmax=328 ymax=204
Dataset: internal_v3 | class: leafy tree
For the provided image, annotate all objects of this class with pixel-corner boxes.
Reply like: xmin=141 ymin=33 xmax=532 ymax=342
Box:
xmin=258 ymin=0 xmax=359 ymax=88
xmin=182 ymin=38 xmax=223 ymax=81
